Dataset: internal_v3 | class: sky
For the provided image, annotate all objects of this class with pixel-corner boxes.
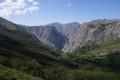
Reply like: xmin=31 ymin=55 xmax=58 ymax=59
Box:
xmin=0 ymin=0 xmax=120 ymax=26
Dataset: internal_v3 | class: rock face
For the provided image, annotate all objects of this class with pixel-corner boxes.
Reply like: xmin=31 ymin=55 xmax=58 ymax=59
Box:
xmin=23 ymin=22 xmax=80 ymax=50
xmin=25 ymin=26 xmax=68 ymax=50
xmin=21 ymin=19 xmax=120 ymax=52
xmin=48 ymin=22 xmax=81 ymax=36
xmin=62 ymin=19 xmax=120 ymax=52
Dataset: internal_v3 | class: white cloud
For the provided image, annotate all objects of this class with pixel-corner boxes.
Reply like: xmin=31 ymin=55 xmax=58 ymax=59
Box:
xmin=0 ymin=0 xmax=39 ymax=17
xmin=0 ymin=8 xmax=12 ymax=16
xmin=23 ymin=8 xmax=29 ymax=14
xmin=28 ymin=0 xmax=34 ymax=2
xmin=5 ymin=0 xmax=12 ymax=2
xmin=68 ymin=3 xmax=72 ymax=7
xmin=29 ymin=6 xmax=39 ymax=13
xmin=33 ymin=2 xmax=39 ymax=5
xmin=15 ymin=10 xmax=22 ymax=15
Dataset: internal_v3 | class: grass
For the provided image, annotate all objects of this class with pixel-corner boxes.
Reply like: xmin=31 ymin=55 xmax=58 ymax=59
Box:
xmin=0 ymin=17 xmax=17 ymax=30
xmin=0 ymin=64 xmax=43 ymax=80
xmin=89 ymin=38 xmax=120 ymax=56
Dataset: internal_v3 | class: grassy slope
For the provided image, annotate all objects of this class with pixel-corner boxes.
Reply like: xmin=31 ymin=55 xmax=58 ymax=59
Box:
xmin=0 ymin=18 xmax=62 ymax=80
xmin=63 ymin=38 xmax=120 ymax=75
xmin=89 ymin=38 xmax=120 ymax=56
xmin=0 ymin=64 xmax=43 ymax=80
xmin=0 ymin=17 xmax=17 ymax=30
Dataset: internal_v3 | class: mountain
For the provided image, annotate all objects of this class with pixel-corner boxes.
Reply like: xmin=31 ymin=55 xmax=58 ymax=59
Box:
xmin=20 ymin=19 xmax=120 ymax=53
xmin=21 ymin=22 xmax=80 ymax=50
xmin=24 ymin=26 xmax=68 ymax=50
xmin=1 ymin=17 xmax=120 ymax=80
xmin=62 ymin=19 xmax=120 ymax=52
xmin=48 ymin=22 xmax=81 ymax=36
xmin=0 ymin=17 xmax=63 ymax=80
xmin=0 ymin=17 xmax=17 ymax=30
xmin=0 ymin=18 xmax=39 ymax=42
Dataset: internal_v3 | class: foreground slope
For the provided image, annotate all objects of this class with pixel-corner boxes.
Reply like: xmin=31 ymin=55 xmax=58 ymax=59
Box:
xmin=0 ymin=64 xmax=42 ymax=80
xmin=0 ymin=17 xmax=62 ymax=79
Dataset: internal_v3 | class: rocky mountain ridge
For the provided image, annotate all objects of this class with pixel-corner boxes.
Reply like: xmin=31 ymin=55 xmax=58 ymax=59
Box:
xmin=48 ymin=22 xmax=81 ymax=36
xmin=24 ymin=26 xmax=68 ymax=50
xmin=20 ymin=19 xmax=120 ymax=52
xmin=62 ymin=19 xmax=120 ymax=52
xmin=22 ymin=22 xmax=81 ymax=50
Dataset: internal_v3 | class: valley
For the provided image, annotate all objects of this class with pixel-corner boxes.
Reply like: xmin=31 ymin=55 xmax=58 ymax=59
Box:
xmin=0 ymin=17 xmax=120 ymax=80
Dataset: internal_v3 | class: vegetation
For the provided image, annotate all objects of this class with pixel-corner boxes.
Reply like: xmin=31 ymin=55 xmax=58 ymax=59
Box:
xmin=1 ymin=38 xmax=120 ymax=80
xmin=0 ymin=18 xmax=120 ymax=80
xmin=0 ymin=64 xmax=42 ymax=80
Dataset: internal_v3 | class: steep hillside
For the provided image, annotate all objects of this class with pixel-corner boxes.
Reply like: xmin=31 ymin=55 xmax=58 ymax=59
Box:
xmin=25 ymin=26 xmax=68 ymax=50
xmin=0 ymin=17 xmax=17 ymax=30
xmin=0 ymin=18 xmax=39 ymax=42
xmin=0 ymin=17 xmax=63 ymax=80
xmin=22 ymin=22 xmax=80 ymax=50
xmin=63 ymin=19 xmax=120 ymax=52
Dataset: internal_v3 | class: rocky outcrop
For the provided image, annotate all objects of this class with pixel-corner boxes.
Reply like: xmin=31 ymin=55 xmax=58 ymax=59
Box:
xmin=62 ymin=19 xmax=120 ymax=52
xmin=20 ymin=19 xmax=120 ymax=52
xmin=48 ymin=22 xmax=81 ymax=36
xmin=25 ymin=26 xmax=68 ymax=50
xmin=23 ymin=22 xmax=80 ymax=50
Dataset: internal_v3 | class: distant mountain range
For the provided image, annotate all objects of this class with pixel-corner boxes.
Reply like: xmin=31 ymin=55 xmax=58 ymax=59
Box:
xmin=18 ymin=19 xmax=120 ymax=52
xmin=20 ymin=22 xmax=81 ymax=51
xmin=24 ymin=26 xmax=68 ymax=50
xmin=0 ymin=17 xmax=120 ymax=52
